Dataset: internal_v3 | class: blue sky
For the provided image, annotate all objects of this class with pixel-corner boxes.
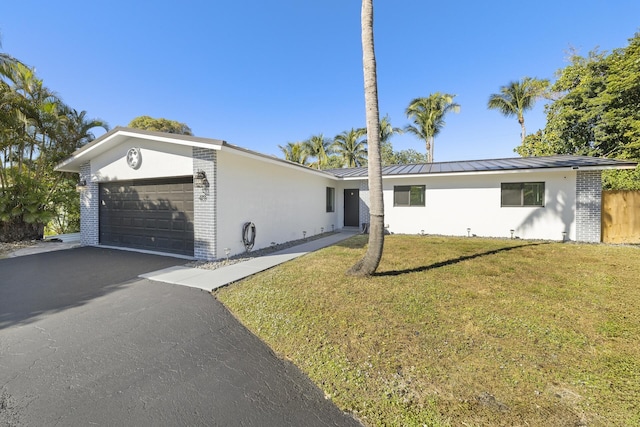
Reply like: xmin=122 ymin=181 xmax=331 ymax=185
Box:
xmin=2 ymin=1 xmax=639 ymax=162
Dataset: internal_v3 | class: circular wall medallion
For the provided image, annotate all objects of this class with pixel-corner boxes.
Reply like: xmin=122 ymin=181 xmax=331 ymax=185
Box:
xmin=126 ymin=147 xmax=142 ymax=169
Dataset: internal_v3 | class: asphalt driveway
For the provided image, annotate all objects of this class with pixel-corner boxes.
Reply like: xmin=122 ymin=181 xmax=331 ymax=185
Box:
xmin=0 ymin=247 xmax=360 ymax=426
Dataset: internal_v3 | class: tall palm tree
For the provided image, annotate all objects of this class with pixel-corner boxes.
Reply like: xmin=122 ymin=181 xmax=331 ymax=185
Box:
xmin=278 ymin=141 xmax=309 ymax=165
xmin=379 ymin=114 xmax=403 ymax=145
xmin=405 ymin=93 xmax=460 ymax=163
xmin=334 ymin=128 xmax=367 ymax=167
xmin=487 ymin=77 xmax=550 ymax=144
xmin=303 ymin=133 xmax=333 ymax=169
xmin=347 ymin=0 xmax=384 ymax=276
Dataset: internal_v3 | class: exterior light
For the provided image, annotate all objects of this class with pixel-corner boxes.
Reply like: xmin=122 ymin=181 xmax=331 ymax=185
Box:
xmin=194 ymin=171 xmax=208 ymax=188
xmin=510 ymin=229 xmax=515 ymax=239
xmin=303 ymin=230 xmax=307 ymax=239
xmin=562 ymin=231 xmax=567 ymax=242
xmin=76 ymin=179 xmax=87 ymax=191
xmin=224 ymin=247 xmax=231 ymax=261
xmin=467 ymin=228 xmax=471 ymax=237
xmin=194 ymin=171 xmax=209 ymax=200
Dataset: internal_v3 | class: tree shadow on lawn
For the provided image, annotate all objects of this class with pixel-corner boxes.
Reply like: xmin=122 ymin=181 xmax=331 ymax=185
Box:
xmin=374 ymin=241 xmax=549 ymax=277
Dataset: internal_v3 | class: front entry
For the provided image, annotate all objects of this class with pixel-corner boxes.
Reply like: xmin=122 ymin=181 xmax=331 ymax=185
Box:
xmin=344 ymin=189 xmax=360 ymax=227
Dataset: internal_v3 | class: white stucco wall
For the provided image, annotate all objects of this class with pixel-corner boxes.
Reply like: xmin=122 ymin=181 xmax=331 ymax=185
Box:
xmin=358 ymin=170 xmax=577 ymax=241
xmin=89 ymin=137 xmax=193 ymax=181
xmin=216 ymin=149 xmax=341 ymax=256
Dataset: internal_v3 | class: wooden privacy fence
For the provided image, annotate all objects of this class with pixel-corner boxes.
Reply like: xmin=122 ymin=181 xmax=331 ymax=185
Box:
xmin=602 ymin=190 xmax=640 ymax=243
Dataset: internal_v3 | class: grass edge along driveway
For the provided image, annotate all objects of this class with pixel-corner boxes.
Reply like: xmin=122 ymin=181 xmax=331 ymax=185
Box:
xmin=216 ymin=235 xmax=640 ymax=427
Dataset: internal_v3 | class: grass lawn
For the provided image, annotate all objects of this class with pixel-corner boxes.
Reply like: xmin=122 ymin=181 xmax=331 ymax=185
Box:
xmin=216 ymin=235 xmax=640 ymax=426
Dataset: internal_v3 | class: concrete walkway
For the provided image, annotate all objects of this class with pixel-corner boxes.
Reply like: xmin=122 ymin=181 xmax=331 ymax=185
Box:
xmin=4 ymin=233 xmax=81 ymax=257
xmin=141 ymin=230 xmax=358 ymax=292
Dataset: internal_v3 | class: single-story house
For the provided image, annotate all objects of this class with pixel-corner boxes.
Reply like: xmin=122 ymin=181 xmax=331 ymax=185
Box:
xmin=55 ymin=127 xmax=637 ymax=260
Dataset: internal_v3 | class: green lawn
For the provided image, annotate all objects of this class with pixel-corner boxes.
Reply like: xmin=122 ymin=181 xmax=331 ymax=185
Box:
xmin=216 ymin=235 xmax=640 ymax=426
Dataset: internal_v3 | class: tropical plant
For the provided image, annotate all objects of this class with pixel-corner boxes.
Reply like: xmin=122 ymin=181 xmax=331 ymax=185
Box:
xmin=487 ymin=77 xmax=549 ymax=144
xmin=379 ymin=114 xmax=403 ymax=145
xmin=0 ymin=57 xmax=108 ymax=240
xmin=405 ymin=93 xmax=460 ymax=162
xmin=303 ymin=133 xmax=333 ymax=169
xmin=278 ymin=141 xmax=309 ymax=165
xmin=333 ymin=128 xmax=367 ymax=167
xmin=347 ymin=0 xmax=384 ymax=276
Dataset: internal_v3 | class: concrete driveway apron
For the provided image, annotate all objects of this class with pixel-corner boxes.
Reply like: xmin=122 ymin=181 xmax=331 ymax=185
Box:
xmin=0 ymin=247 xmax=360 ymax=426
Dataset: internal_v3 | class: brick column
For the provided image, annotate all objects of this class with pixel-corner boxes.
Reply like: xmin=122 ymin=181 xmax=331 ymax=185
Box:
xmin=576 ymin=170 xmax=602 ymax=243
xmin=359 ymin=180 xmax=370 ymax=229
xmin=79 ymin=162 xmax=99 ymax=245
xmin=193 ymin=147 xmax=217 ymax=260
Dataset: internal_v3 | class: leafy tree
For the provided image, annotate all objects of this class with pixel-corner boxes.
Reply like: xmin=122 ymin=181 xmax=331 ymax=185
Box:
xmin=514 ymin=130 xmax=561 ymax=157
xmin=128 ymin=115 xmax=192 ymax=135
xmin=324 ymin=155 xmax=346 ymax=169
xmin=487 ymin=77 xmax=550 ymax=144
xmin=334 ymin=127 xmax=367 ymax=167
xmin=0 ymin=57 xmax=107 ymax=241
xmin=381 ymin=141 xmax=428 ymax=166
xmin=348 ymin=0 xmax=384 ymax=276
xmin=303 ymin=133 xmax=333 ymax=169
xmin=278 ymin=141 xmax=309 ymax=165
xmin=405 ymin=93 xmax=460 ymax=163
xmin=515 ymin=33 xmax=640 ymax=189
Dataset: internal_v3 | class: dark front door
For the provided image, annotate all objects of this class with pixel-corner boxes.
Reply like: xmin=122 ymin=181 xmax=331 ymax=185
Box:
xmin=344 ymin=189 xmax=360 ymax=227
xmin=99 ymin=177 xmax=195 ymax=256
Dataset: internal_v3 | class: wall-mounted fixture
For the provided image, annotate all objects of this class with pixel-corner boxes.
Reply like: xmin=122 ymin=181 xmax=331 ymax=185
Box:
xmin=194 ymin=170 xmax=209 ymax=200
xmin=76 ymin=179 xmax=87 ymax=191
xmin=194 ymin=171 xmax=208 ymax=187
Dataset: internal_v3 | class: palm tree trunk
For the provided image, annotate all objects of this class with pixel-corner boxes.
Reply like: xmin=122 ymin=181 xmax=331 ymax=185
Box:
xmin=348 ymin=0 xmax=384 ymax=276
xmin=519 ymin=116 xmax=526 ymax=144
xmin=428 ymin=136 xmax=434 ymax=163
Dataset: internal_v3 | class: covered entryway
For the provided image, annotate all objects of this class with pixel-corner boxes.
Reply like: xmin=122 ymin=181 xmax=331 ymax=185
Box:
xmin=99 ymin=177 xmax=194 ymax=256
xmin=344 ymin=189 xmax=360 ymax=227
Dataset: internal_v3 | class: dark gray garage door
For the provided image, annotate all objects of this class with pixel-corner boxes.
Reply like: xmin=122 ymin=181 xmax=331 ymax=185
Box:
xmin=99 ymin=177 xmax=194 ymax=256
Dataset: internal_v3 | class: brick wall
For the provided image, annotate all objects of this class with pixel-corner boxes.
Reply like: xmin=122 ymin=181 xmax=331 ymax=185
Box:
xmin=576 ymin=170 xmax=602 ymax=242
xmin=193 ymin=147 xmax=217 ymax=260
xmin=79 ymin=162 xmax=99 ymax=245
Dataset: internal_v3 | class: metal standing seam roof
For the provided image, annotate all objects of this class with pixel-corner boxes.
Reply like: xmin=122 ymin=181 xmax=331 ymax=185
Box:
xmin=326 ymin=155 xmax=638 ymax=178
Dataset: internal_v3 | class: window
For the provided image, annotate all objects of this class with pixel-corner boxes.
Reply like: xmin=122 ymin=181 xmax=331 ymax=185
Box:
xmin=501 ymin=182 xmax=545 ymax=207
xmin=394 ymin=185 xmax=425 ymax=207
xmin=326 ymin=187 xmax=335 ymax=212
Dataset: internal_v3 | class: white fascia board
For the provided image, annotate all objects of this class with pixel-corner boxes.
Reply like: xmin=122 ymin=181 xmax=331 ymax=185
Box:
xmin=336 ymin=166 xmax=625 ymax=181
xmin=115 ymin=130 xmax=223 ymax=150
